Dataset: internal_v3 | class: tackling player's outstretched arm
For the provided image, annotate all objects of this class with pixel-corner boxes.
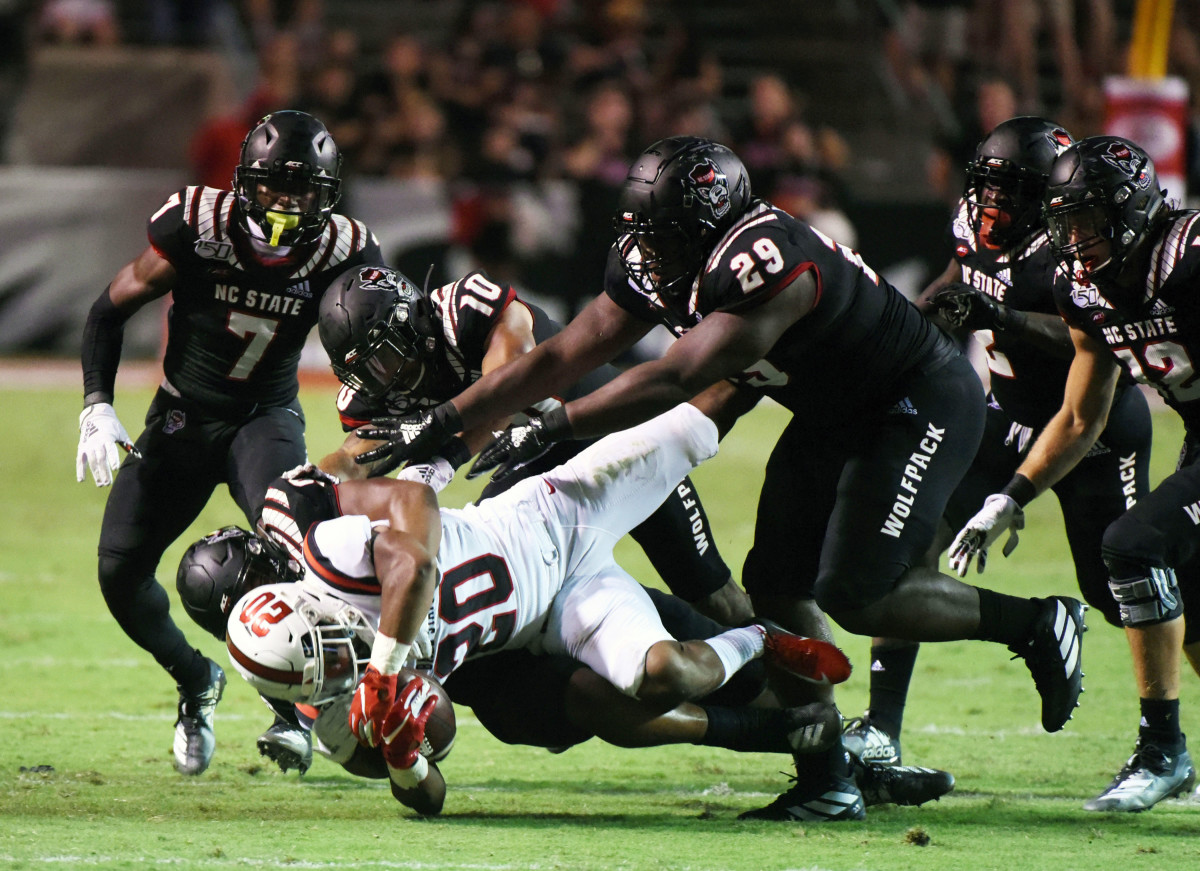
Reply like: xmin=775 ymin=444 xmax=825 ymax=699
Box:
xmin=77 ymin=246 xmax=178 ymax=486
xmin=461 ymin=298 xmax=538 ymax=454
xmin=453 ymin=291 xmax=652 ymax=430
xmin=561 ymin=271 xmax=817 ymax=439
xmin=352 ymin=292 xmax=651 ymax=469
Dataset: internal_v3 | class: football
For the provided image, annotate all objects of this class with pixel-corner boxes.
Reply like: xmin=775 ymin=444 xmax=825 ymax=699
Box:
xmin=401 ymin=667 xmax=456 ymax=762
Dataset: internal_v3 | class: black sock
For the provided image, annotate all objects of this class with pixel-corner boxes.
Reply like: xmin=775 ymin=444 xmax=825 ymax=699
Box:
xmin=699 ymin=705 xmax=792 ymax=753
xmin=169 ymin=647 xmax=212 ymax=695
xmin=791 ymin=741 xmax=851 ymax=781
xmin=1138 ymin=698 xmax=1185 ymax=753
xmin=867 ymin=642 xmax=919 ymax=737
xmin=971 ymin=588 xmax=1041 ymax=647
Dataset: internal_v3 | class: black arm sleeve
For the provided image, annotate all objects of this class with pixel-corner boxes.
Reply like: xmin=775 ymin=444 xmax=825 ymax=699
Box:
xmin=81 ymin=286 xmax=133 ymax=406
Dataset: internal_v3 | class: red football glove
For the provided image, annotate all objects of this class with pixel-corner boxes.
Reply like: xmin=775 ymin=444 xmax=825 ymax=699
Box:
xmin=380 ymin=676 xmax=436 ymax=770
xmin=349 ymin=665 xmax=398 ymax=748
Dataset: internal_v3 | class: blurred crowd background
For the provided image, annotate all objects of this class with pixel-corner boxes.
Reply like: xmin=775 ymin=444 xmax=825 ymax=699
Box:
xmin=1 ymin=0 xmax=1199 ymax=357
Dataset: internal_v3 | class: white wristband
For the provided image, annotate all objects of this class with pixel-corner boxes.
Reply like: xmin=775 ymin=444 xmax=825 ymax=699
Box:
xmin=387 ymin=753 xmax=430 ymax=788
xmin=369 ymin=633 xmax=412 ymax=675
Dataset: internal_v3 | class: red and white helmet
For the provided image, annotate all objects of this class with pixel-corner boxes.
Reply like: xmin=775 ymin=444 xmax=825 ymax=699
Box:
xmin=225 ymin=583 xmax=373 ymax=705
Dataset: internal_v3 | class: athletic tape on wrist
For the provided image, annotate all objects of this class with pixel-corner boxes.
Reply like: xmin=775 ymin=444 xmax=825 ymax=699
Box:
xmin=387 ymin=753 xmax=430 ymax=788
xmin=369 ymin=633 xmax=412 ymax=675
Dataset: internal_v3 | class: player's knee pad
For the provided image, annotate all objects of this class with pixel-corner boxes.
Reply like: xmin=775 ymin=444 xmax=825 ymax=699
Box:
xmin=1103 ymin=556 xmax=1184 ymax=627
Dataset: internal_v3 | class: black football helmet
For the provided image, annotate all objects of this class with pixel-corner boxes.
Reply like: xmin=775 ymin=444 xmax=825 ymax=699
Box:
xmin=234 ymin=110 xmax=342 ymax=248
xmin=614 ymin=136 xmax=752 ymax=301
xmin=964 ymin=116 xmax=1074 ymax=249
xmin=319 ymin=265 xmax=441 ymax=402
xmin=176 ymin=526 xmax=301 ymax=640
xmin=1043 ymin=136 xmax=1167 ymax=284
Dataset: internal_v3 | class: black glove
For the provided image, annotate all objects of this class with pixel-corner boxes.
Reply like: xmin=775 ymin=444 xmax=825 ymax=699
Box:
xmin=930 ymin=283 xmax=1027 ymax=333
xmin=465 ymin=406 xmax=572 ymax=482
xmin=354 ymin=402 xmax=464 ymax=476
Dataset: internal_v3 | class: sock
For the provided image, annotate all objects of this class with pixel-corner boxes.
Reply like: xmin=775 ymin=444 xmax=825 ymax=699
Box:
xmin=703 ymin=626 xmax=765 ymax=687
xmin=1138 ymin=698 xmax=1185 ymax=753
xmin=866 ymin=642 xmax=919 ymax=737
xmin=793 ymin=741 xmax=851 ymax=783
xmin=971 ymin=588 xmax=1040 ymax=647
xmin=169 ymin=647 xmax=212 ymax=695
xmin=698 ymin=705 xmax=792 ymax=753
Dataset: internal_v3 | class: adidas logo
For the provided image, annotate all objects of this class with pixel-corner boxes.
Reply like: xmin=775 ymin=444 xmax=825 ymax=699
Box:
xmin=871 ymin=660 xmax=885 ymax=673
xmin=890 ymin=397 xmax=917 ymax=415
xmin=1149 ymin=298 xmax=1173 ymax=316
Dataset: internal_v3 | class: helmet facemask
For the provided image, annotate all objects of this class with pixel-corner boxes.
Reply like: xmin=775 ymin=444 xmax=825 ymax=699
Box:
xmin=616 ymin=215 xmax=706 ymax=302
xmin=235 ymin=165 xmax=341 ymax=247
xmin=965 ymin=161 xmax=1047 ymax=250
xmin=1045 ymin=200 xmax=1117 ymax=282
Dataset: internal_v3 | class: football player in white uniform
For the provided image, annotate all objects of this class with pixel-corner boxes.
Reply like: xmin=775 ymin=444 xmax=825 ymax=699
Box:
xmin=215 ymin=398 xmax=862 ymax=814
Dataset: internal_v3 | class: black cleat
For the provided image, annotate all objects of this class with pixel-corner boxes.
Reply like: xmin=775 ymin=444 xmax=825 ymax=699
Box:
xmin=1084 ymin=741 xmax=1195 ymax=812
xmin=853 ymin=757 xmax=954 ymax=807
xmin=843 ymin=713 xmax=902 ymax=765
xmin=1009 ymin=596 xmax=1086 ymax=732
xmin=173 ymin=658 xmax=226 ymax=775
xmin=738 ymin=773 xmax=865 ymax=822
xmin=257 ymin=714 xmax=314 ymax=774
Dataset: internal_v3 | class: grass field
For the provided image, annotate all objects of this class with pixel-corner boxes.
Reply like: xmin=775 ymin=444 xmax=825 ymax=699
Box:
xmin=2 ymin=375 xmax=1199 ymax=871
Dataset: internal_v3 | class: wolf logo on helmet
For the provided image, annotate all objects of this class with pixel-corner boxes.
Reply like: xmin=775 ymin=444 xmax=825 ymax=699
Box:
xmin=684 ymin=159 xmax=731 ymax=219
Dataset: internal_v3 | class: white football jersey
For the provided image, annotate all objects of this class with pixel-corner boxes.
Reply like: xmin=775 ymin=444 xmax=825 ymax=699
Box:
xmin=298 ymin=403 xmax=721 ymax=693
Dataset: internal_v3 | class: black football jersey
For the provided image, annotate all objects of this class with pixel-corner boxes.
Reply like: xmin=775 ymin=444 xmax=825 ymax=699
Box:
xmin=1054 ymin=211 xmax=1200 ymax=432
xmin=336 ymin=271 xmax=607 ymax=428
xmin=604 ymin=199 xmax=957 ymax=416
xmin=257 ymin=472 xmax=341 ymax=562
xmin=149 ymin=186 xmax=383 ymax=413
xmin=947 ymin=200 xmax=1074 ymax=425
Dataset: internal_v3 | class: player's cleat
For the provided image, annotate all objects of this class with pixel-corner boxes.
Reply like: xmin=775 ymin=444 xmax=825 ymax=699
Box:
xmin=1083 ymin=741 xmax=1195 ymax=812
xmin=738 ymin=772 xmax=865 ymax=822
xmin=1008 ymin=596 xmax=1085 ymax=732
xmin=757 ymin=619 xmax=852 ymax=686
xmin=257 ymin=714 xmax=314 ymax=774
xmin=784 ymin=703 xmax=844 ymax=754
xmin=853 ymin=757 xmax=954 ymax=807
xmin=842 ymin=714 xmax=902 ymax=765
xmin=173 ymin=658 xmax=226 ymax=775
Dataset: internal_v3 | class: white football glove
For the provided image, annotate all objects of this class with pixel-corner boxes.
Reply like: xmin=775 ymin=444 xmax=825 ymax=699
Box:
xmin=396 ymin=457 xmax=455 ymax=493
xmin=947 ymin=494 xmax=1024 ymax=577
xmin=281 ymin=462 xmax=341 ymax=486
xmin=76 ymin=403 xmax=133 ymax=487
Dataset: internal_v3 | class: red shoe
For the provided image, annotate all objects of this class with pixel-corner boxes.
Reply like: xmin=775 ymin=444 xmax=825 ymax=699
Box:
xmin=758 ymin=620 xmax=852 ymax=685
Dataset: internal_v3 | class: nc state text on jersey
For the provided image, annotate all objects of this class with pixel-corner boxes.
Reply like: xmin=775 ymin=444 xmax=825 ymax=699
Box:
xmin=1099 ymin=316 xmax=1177 ymax=345
xmin=959 ymin=265 xmax=1009 ymax=301
xmin=214 ymin=284 xmax=306 ymax=315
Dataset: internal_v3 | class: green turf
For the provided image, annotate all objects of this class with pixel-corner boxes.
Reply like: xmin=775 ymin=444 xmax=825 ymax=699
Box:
xmin=2 ymin=381 xmax=1198 ymax=870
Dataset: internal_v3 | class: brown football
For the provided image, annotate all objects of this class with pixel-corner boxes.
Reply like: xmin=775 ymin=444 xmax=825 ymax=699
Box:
xmin=401 ymin=667 xmax=456 ymax=762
